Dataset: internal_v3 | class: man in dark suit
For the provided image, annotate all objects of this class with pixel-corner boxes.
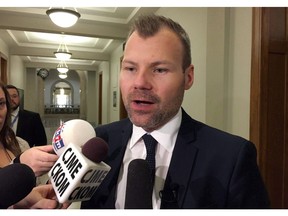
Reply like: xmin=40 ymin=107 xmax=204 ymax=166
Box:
xmin=81 ymin=14 xmax=269 ymax=209
xmin=6 ymin=84 xmax=47 ymax=147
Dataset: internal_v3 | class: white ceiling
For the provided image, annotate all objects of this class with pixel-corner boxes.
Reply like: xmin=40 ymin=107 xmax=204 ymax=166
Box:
xmin=0 ymin=7 xmax=159 ymax=71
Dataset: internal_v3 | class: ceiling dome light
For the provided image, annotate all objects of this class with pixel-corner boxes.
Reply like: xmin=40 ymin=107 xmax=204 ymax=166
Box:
xmin=57 ymin=61 xmax=69 ymax=73
xmin=54 ymin=34 xmax=72 ymax=60
xmin=46 ymin=8 xmax=81 ymax=28
xmin=58 ymin=72 xmax=68 ymax=79
xmin=54 ymin=51 xmax=72 ymax=61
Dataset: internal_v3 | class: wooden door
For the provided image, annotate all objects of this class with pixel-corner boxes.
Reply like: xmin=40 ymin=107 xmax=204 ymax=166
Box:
xmin=0 ymin=54 xmax=7 ymax=84
xmin=99 ymin=73 xmax=102 ymax=125
xmin=251 ymin=7 xmax=288 ymax=208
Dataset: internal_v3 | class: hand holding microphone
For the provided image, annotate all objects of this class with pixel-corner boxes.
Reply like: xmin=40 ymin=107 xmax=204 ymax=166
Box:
xmin=48 ymin=119 xmax=111 ymax=203
xmin=13 ymin=184 xmax=70 ymax=209
xmin=18 ymin=145 xmax=58 ymax=177
xmin=13 ymin=119 xmax=92 ymax=177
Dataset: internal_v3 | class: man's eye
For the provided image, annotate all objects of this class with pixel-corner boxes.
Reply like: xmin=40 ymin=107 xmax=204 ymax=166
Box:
xmin=154 ymin=68 xmax=168 ymax=73
xmin=123 ymin=67 xmax=135 ymax=72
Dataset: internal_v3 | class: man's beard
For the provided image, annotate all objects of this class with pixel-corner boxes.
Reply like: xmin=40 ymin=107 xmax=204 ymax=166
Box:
xmin=11 ymin=104 xmax=19 ymax=111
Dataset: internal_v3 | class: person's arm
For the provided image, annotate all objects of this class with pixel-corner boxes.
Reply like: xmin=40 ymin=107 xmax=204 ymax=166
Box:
xmin=13 ymin=145 xmax=58 ymax=177
xmin=11 ymin=184 xmax=70 ymax=209
xmin=33 ymin=113 xmax=47 ymax=146
xmin=227 ymin=141 xmax=270 ymax=208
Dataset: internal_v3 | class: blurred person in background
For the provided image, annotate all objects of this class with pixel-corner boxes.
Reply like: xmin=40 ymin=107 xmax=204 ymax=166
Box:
xmin=0 ymin=81 xmax=57 ymax=178
xmin=6 ymin=84 xmax=47 ymax=148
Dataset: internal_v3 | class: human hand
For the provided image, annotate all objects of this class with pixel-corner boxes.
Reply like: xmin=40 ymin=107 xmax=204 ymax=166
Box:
xmin=12 ymin=184 xmax=70 ymax=209
xmin=19 ymin=145 xmax=59 ymax=177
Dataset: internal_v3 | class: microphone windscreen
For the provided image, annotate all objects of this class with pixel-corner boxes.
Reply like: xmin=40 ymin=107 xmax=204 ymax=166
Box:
xmin=0 ymin=163 xmax=36 ymax=209
xmin=52 ymin=119 xmax=96 ymax=156
xmin=125 ymin=159 xmax=153 ymax=209
xmin=81 ymin=137 xmax=109 ymax=163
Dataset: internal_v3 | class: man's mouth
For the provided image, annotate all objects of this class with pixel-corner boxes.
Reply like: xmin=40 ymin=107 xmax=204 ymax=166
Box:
xmin=134 ymin=100 xmax=153 ymax=105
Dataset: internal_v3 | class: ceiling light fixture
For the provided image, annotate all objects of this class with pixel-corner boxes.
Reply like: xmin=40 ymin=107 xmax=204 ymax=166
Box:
xmin=46 ymin=8 xmax=81 ymax=28
xmin=54 ymin=36 xmax=72 ymax=61
xmin=57 ymin=60 xmax=69 ymax=73
xmin=58 ymin=72 xmax=68 ymax=79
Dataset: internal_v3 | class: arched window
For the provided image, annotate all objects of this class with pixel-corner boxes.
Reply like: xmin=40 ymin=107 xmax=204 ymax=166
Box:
xmin=52 ymin=81 xmax=73 ymax=108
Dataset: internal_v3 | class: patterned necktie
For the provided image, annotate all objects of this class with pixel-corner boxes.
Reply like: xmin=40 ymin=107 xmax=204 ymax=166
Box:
xmin=142 ymin=134 xmax=158 ymax=184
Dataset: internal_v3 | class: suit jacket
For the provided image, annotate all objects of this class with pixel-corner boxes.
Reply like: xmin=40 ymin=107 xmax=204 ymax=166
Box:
xmin=81 ymin=108 xmax=269 ymax=209
xmin=16 ymin=109 xmax=47 ymax=147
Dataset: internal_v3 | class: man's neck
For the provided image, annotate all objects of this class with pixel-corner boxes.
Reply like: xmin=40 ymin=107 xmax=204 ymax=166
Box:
xmin=11 ymin=106 xmax=20 ymax=115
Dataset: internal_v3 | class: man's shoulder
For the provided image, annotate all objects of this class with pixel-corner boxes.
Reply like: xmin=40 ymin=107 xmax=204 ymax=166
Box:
xmin=181 ymin=109 xmax=251 ymax=151
xmin=19 ymin=109 xmax=41 ymax=118
xmin=96 ymin=118 xmax=131 ymax=131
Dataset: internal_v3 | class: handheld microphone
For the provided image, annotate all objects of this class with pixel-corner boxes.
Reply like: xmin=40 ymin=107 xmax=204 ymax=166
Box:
xmin=125 ymin=159 xmax=153 ymax=209
xmin=52 ymin=119 xmax=96 ymax=156
xmin=0 ymin=163 xmax=36 ymax=209
xmin=48 ymin=137 xmax=111 ymax=203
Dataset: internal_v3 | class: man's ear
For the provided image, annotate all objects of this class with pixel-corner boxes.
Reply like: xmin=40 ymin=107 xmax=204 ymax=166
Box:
xmin=184 ymin=64 xmax=194 ymax=90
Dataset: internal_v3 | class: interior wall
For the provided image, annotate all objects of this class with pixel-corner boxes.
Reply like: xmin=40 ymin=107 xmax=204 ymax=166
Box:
xmin=98 ymin=61 xmax=109 ymax=124
xmin=226 ymin=8 xmax=252 ymax=138
xmin=206 ymin=8 xmax=227 ymax=131
xmin=108 ymin=43 xmax=124 ymax=123
xmin=8 ymin=55 xmax=25 ymax=88
xmin=78 ymin=70 xmax=87 ymax=120
xmin=86 ymin=70 xmax=97 ymax=124
xmin=0 ymin=38 xmax=8 ymax=57
xmin=25 ymin=67 xmax=38 ymax=112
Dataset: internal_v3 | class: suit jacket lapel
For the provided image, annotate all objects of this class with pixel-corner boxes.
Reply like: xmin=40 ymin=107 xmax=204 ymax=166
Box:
xmin=99 ymin=121 xmax=132 ymax=208
xmin=161 ymin=109 xmax=199 ymax=209
xmin=95 ymin=111 xmax=199 ymax=209
xmin=15 ymin=110 xmax=22 ymax=135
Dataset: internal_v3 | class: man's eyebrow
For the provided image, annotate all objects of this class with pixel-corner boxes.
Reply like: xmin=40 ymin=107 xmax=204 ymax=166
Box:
xmin=150 ymin=61 xmax=172 ymax=66
xmin=122 ymin=59 xmax=171 ymax=65
xmin=122 ymin=59 xmax=136 ymax=64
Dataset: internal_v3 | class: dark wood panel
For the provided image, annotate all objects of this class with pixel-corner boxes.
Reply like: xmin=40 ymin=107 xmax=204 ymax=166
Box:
xmin=251 ymin=7 xmax=288 ymax=208
xmin=269 ymin=8 xmax=286 ymax=40
xmin=266 ymin=53 xmax=285 ymax=208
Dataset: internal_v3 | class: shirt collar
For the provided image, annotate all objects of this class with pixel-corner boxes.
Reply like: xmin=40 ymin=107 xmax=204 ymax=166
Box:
xmin=11 ymin=107 xmax=20 ymax=117
xmin=130 ymin=108 xmax=182 ymax=152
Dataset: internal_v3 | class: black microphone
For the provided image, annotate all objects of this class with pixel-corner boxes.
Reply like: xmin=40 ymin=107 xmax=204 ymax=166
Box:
xmin=125 ymin=159 xmax=153 ymax=209
xmin=0 ymin=163 xmax=36 ymax=209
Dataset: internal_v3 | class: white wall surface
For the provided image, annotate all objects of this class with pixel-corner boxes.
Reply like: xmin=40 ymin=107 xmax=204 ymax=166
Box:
xmin=108 ymin=43 xmax=124 ymax=123
xmin=226 ymin=8 xmax=252 ymax=138
xmin=0 ymin=38 xmax=8 ymax=56
xmin=98 ymin=61 xmax=110 ymax=124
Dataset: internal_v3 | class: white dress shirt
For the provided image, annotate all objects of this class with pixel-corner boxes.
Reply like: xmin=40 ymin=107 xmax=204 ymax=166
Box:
xmin=11 ymin=107 xmax=20 ymax=133
xmin=115 ymin=108 xmax=182 ymax=209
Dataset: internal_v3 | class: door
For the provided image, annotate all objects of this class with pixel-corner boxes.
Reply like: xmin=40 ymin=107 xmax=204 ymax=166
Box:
xmin=251 ymin=7 xmax=288 ymax=208
xmin=0 ymin=54 xmax=7 ymax=84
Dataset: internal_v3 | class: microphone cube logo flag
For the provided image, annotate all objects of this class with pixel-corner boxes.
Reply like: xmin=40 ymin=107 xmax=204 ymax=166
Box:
xmin=52 ymin=124 xmax=65 ymax=153
xmin=48 ymin=143 xmax=111 ymax=203
xmin=52 ymin=119 xmax=96 ymax=156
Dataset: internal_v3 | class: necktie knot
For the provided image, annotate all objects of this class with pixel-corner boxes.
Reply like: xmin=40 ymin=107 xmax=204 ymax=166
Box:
xmin=142 ymin=134 xmax=158 ymax=183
